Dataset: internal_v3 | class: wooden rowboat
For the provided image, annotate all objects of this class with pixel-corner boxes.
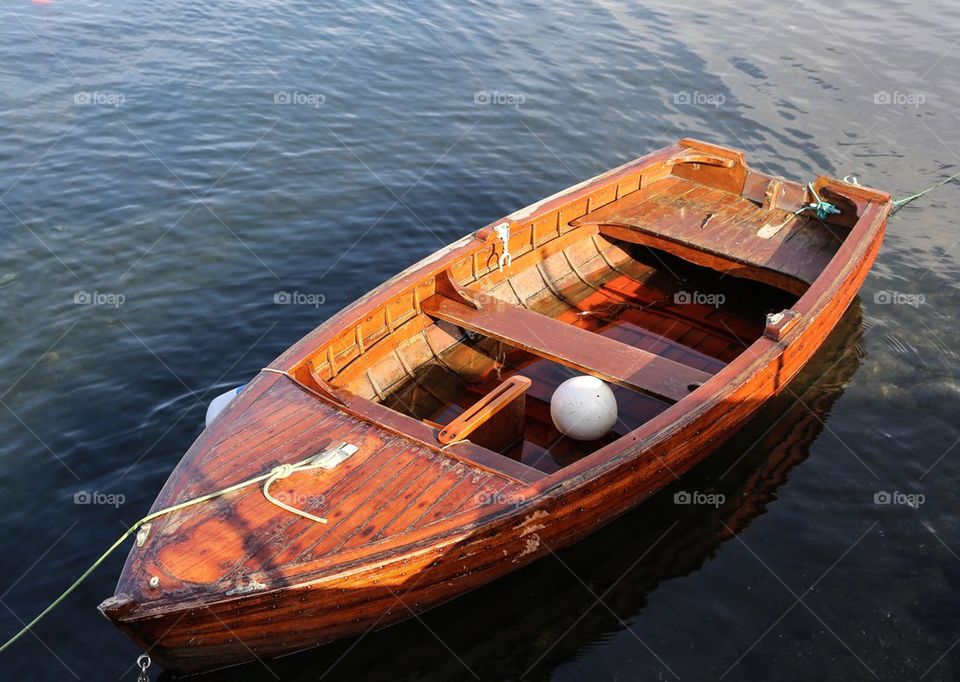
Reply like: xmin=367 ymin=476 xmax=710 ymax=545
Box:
xmin=191 ymin=303 xmax=867 ymax=682
xmin=100 ymin=139 xmax=891 ymax=674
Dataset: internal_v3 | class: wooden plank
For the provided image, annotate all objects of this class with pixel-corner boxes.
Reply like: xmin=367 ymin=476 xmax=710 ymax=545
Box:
xmin=571 ymin=177 xmax=844 ymax=295
xmin=438 ymin=375 xmax=531 ymax=448
xmin=421 ymin=295 xmax=711 ymax=403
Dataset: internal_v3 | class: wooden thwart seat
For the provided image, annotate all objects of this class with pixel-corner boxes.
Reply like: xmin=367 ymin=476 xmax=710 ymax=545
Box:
xmin=422 ymin=294 xmax=712 ymax=403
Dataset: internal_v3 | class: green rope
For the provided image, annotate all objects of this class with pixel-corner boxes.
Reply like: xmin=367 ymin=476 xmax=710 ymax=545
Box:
xmin=0 ymin=452 xmax=337 ymax=653
xmin=796 ymin=182 xmax=841 ymax=221
xmin=891 ymin=169 xmax=960 ymax=214
xmin=796 ymin=169 xmax=960 ymax=220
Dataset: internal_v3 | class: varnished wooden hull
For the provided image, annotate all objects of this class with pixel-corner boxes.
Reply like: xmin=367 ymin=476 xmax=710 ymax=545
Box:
xmin=101 ymin=139 xmax=891 ymax=674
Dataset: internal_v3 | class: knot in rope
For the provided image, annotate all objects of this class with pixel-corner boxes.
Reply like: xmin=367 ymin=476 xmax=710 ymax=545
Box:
xmin=796 ymin=182 xmax=840 ymax=221
xmin=891 ymin=169 xmax=960 ymax=213
xmin=270 ymin=463 xmax=296 ymax=479
xmin=0 ymin=441 xmax=356 ymax=656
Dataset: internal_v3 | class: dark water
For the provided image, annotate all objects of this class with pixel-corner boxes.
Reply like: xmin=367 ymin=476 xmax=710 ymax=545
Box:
xmin=2 ymin=1 xmax=959 ymax=679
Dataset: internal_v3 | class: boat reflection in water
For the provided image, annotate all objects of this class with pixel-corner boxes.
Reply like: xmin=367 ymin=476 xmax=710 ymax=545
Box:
xmin=185 ymin=301 xmax=865 ymax=681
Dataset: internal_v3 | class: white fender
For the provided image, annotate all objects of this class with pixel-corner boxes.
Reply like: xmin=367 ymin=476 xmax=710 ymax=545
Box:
xmin=205 ymin=385 xmax=245 ymax=428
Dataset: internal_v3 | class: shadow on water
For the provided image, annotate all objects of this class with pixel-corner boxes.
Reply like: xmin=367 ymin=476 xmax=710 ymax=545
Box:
xmin=173 ymin=301 xmax=866 ymax=681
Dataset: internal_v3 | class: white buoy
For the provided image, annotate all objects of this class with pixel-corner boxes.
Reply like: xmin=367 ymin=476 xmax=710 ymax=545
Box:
xmin=205 ymin=385 xmax=245 ymax=428
xmin=549 ymin=375 xmax=618 ymax=441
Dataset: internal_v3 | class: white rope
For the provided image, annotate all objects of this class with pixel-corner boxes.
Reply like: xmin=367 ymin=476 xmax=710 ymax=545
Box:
xmin=262 ymin=461 xmax=329 ymax=524
xmin=0 ymin=442 xmax=356 ymax=652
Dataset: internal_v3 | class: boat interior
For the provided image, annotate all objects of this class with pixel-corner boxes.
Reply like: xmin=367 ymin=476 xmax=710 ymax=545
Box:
xmin=284 ymin=140 xmax=875 ymax=479
xmin=335 ymin=241 xmax=794 ymax=475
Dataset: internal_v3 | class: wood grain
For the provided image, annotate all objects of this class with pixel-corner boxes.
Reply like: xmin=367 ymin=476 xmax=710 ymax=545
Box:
xmin=100 ymin=139 xmax=891 ymax=674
